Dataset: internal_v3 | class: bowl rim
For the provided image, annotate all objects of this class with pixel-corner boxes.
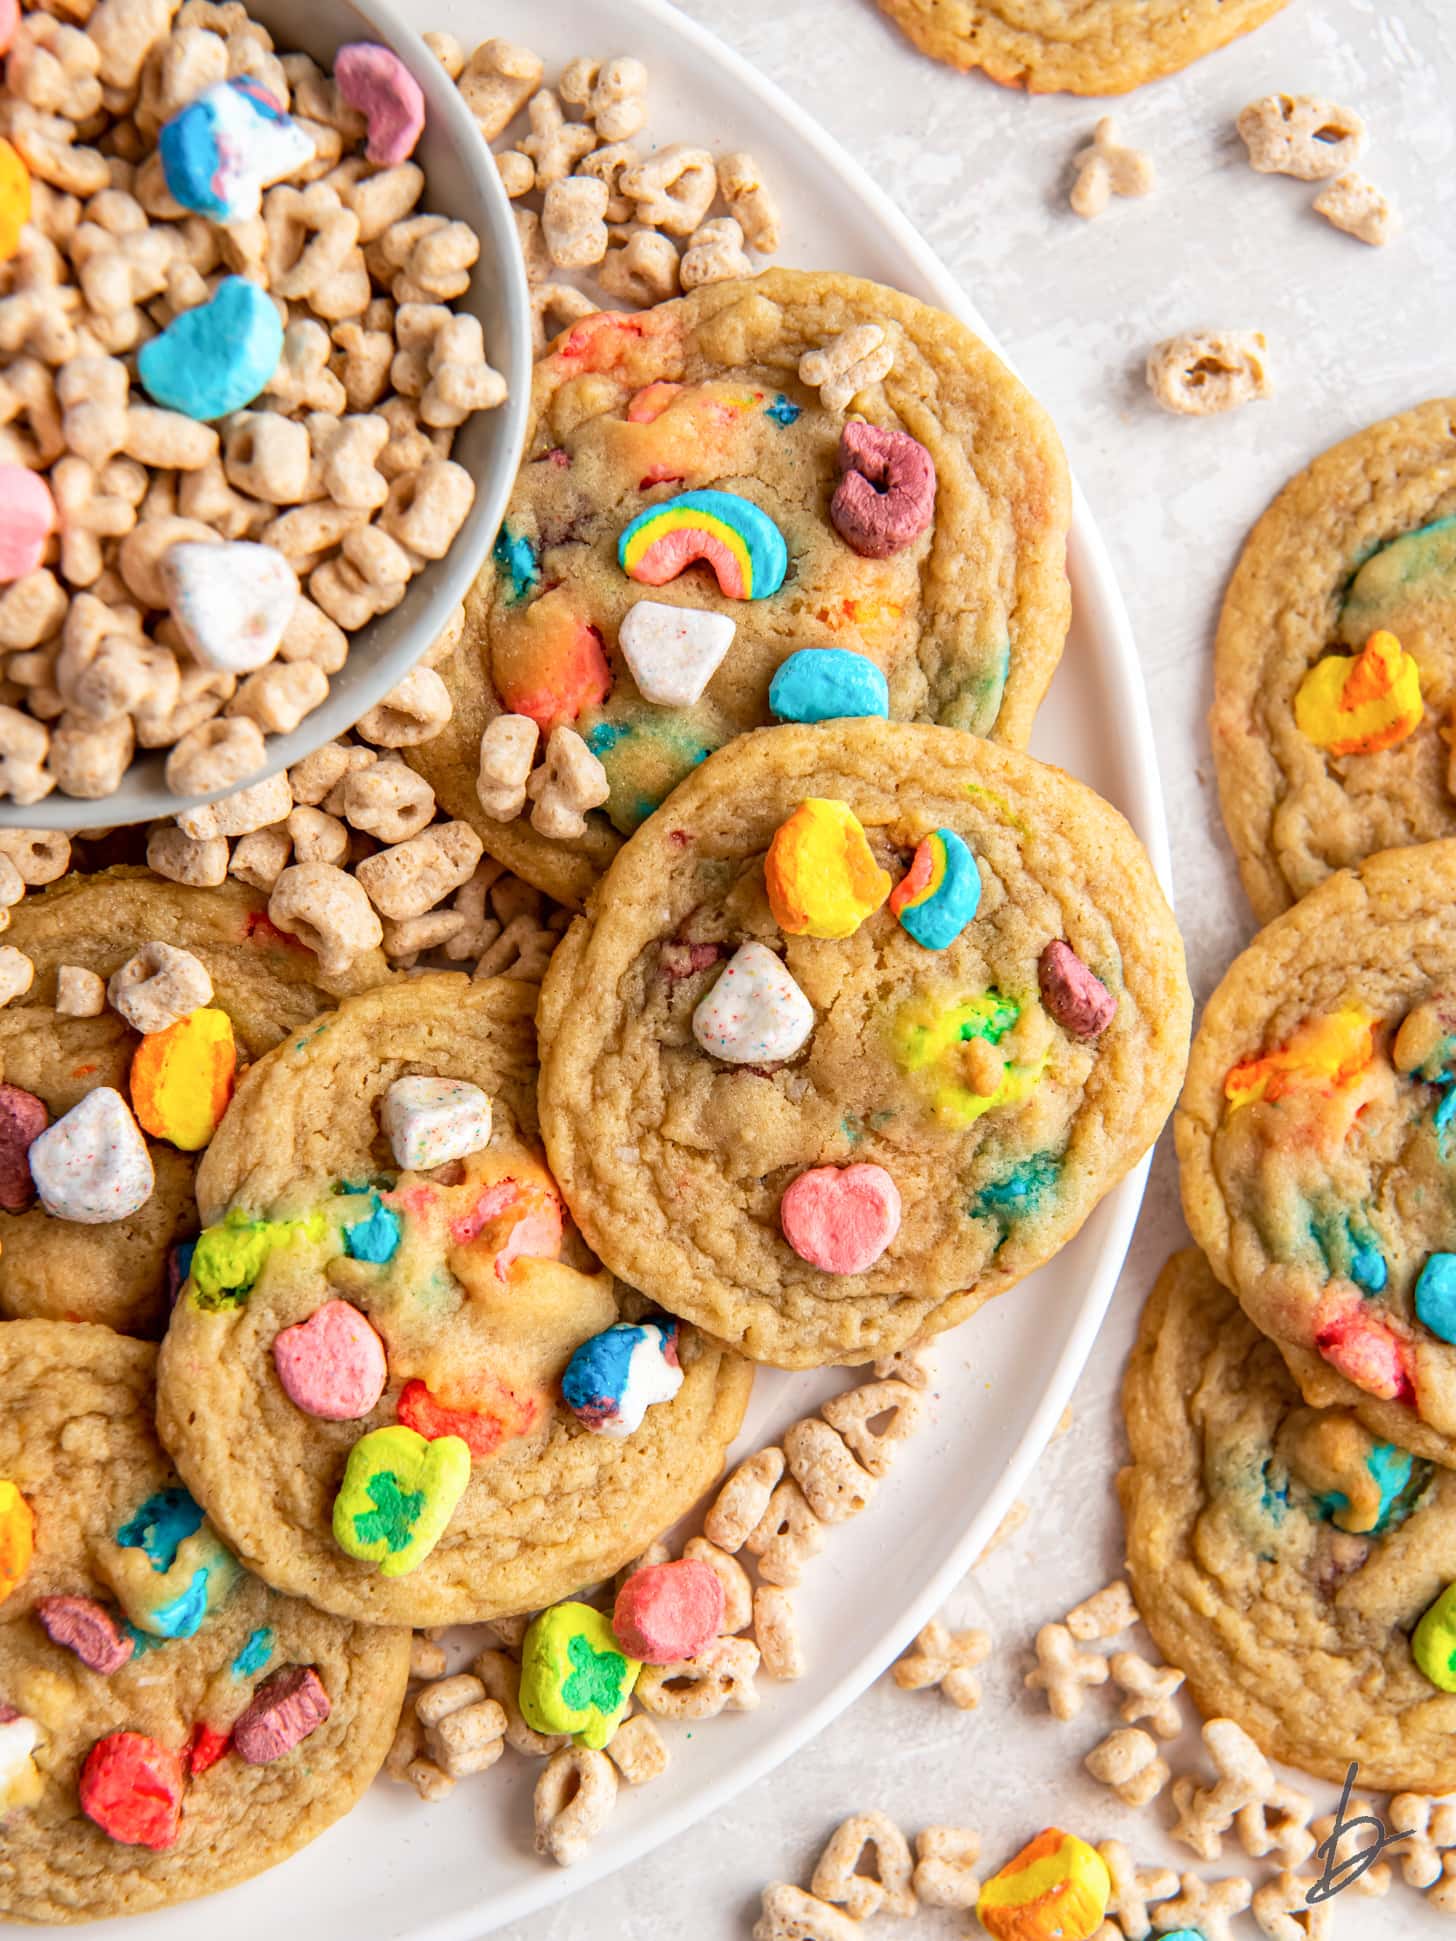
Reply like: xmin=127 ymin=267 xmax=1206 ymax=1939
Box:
xmin=0 ymin=0 xmax=534 ymax=833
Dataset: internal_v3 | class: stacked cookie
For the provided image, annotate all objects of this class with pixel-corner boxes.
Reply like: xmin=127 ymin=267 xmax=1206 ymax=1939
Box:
xmin=0 ymin=267 xmax=1190 ymax=1916
xmin=1123 ymin=400 xmax=1456 ymax=1799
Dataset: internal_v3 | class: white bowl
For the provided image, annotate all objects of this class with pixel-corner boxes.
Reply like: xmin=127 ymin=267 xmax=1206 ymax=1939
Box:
xmin=1 ymin=0 xmax=533 ymax=831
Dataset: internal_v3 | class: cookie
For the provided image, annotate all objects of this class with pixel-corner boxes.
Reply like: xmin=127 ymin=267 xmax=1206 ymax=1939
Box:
xmin=1212 ymin=399 xmax=1456 ymax=921
xmin=408 ymin=268 xmax=1072 ymax=907
xmin=1176 ymin=838 xmax=1456 ymax=1468
xmin=1120 ymin=1249 xmax=1456 ymax=1791
xmin=536 ymin=720 xmax=1190 ymax=1367
xmin=0 ymin=1318 xmax=407 ymax=1922
xmin=0 ymin=869 xmax=387 ymax=1337
xmin=155 ymin=974 xmax=753 ymax=1627
xmin=874 ymin=0 xmax=1286 ymax=93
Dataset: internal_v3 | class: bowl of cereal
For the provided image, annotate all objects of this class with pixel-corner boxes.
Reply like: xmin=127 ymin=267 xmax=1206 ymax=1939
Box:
xmin=0 ymin=0 xmax=532 ymax=829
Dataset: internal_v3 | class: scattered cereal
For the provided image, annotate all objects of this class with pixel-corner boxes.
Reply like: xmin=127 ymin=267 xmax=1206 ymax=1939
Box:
xmin=811 ymin=1811 xmax=916 ymax=1920
xmin=1146 ymin=331 xmax=1271 ymax=416
xmin=1237 ymin=93 xmax=1365 ymax=179
xmin=1314 ymin=170 xmax=1398 ymax=245
xmin=1070 ymin=116 xmax=1154 ymax=218
xmin=892 ymin=1617 xmax=991 ymax=1709
xmin=1025 ymin=1621 xmax=1109 ymax=1720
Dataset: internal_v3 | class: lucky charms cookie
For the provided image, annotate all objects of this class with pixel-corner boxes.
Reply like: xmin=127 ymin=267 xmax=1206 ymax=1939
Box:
xmin=873 ymin=0 xmax=1288 ymax=94
xmin=408 ymin=267 xmax=1073 ymax=905
xmin=536 ymin=720 xmax=1190 ymax=1367
xmin=155 ymin=974 xmax=752 ymax=1626
xmin=0 ymin=1318 xmax=407 ymax=1922
xmin=1212 ymin=398 xmax=1456 ymax=920
xmin=0 ymin=868 xmax=387 ymax=1337
xmin=1120 ymin=1250 xmax=1456 ymax=1792
xmin=1177 ymin=838 xmax=1456 ymax=1468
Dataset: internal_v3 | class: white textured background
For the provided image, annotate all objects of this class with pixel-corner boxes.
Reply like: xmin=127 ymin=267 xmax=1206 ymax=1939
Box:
xmin=503 ymin=2 xmax=1456 ymax=1934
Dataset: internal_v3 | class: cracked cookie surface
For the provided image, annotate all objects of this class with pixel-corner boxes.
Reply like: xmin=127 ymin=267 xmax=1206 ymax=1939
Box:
xmin=157 ymin=974 xmax=751 ymax=1628
xmin=1213 ymin=399 xmax=1456 ymax=921
xmin=0 ymin=1319 xmax=407 ymax=1923
xmin=0 ymin=870 xmax=388 ymax=1337
xmin=410 ymin=268 xmax=1071 ymax=907
xmin=1121 ymin=1249 xmax=1456 ymax=1791
xmin=537 ymin=720 xmax=1189 ymax=1368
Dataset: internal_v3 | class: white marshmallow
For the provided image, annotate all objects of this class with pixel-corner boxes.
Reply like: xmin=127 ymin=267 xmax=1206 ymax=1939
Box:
xmin=692 ymin=941 xmax=815 ymax=1065
xmin=162 ymin=541 xmax=298 ymax=675
xmin=382 ymin=1075 xmax=493 ymax=1171
xmin=27 ymin=1087 xmax=155 ymax=1223
xmin=618 ymin=600 xmax=736 ymax=706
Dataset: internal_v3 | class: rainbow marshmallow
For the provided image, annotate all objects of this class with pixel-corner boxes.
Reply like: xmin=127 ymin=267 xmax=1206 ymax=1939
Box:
xmin=890 ymin=828 xmax=980 ymax=950
xmin=618 ymin=490 xmax=787 ymax=601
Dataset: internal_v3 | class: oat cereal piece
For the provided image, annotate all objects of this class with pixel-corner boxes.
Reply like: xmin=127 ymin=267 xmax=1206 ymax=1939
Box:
xmin=891 ymin=1617 xmax=990 ymax=1709
xmin=526 ymin=726 xmax=608 ymax=841
xmin=268 ymin=860 xmax=382 ymax=975
xmin=1085 ymin=1727 xmax=1169 ymax=1806
xmin=1097 ymin=1841 xmax=1179 ymax=1941
xmin=107 ymin=939 xmax=211 ymax=1034
xmin=457 ymin=40 xmax=543 ymax=143
xmin=163 ymin=715 xmax=266 ymax=796
xmin=1168 ymin=1774 xmax=1230 ymax=1862
xmin=1237 ymin=93 xmax=1365 ymax=180
xmin=519 ymin=88 xmax=595 ymax=189
xmin=529 ymin=280 xmax=596 ymax=356
xmin=1250 ymin=1870 xmax=1333 ymax=1940
xmin=873 ymin=1342 xmax=934 ymax=1389
xmin=1314 ymin=171 xmax=1398 ymax=246
xmin=286 ymin=805 xmax=348 ymax=867
xmin=1066 ymin=1580 xmax=1138 ymax=1642
xmin=753 ymin=1586 xmax=804 ymax=1680
xmin=1309 ymin=1801 xmax=1391 ymax=1897
xmin=635 ymin=1635 xmax=759 ymax=1719
xmin=1235 ymin=1783 xmax=1316 ymax=1867
xmin=472 ymin=1648 xmax=565 ymax=1757
xmin=753 ymin=1883 xmax=860 ymax=1941
xmin=799 ymin=324 xmax=894 ymax=413
xmin=716 ymin=150 xmax=779 ymax=254
xmin=343 ymin=758 xmax=435 ymax=842
xmin=476 ymin=714 xmax=538 ymax=822
xmin=409 ymin=1635 xmax=447 ymax=1680
xmin=178 ymin=771 xmax=293 ymax=840
xmin=354 ymin=820 xmax=482 ymax=922
xmin=0 ymin=945 xmax=33 ymax=1006
xmin=782 ymin=1417 xmax=875 ymax=1523
xmin=620 ymin=143 xmax=713 ymax=236
xmin=821 ymin=1378 xmax=923 ymax=1475
xmin=1025 ymin=1621 xmax=1108 ymax=1720
xmin=417 ymin=1680 xmax=506 ymax=1779
xmin=680 ymin=216 xmax=752 ymax=290
xmin=0 ymin=829 xmax=69 ymax=886
xmin=580 ymin=142 xmax=638 ymax=222
xmin=533 ymin=1744 xmax=616 ymax=1866
xmin=812 ymin=1810 xmax=916 ymax=1920
xmin=228 ymin=660 xmax=329 ymax=736
xmin=146 ymin=825 xmax=229 ymax=887
xmin=421 ymin=32 xmax=464 ymax=79
xmin=1110 ymin=1650 xmax=1185 ymax=1739
xmin=912 ymin=1827 xmax=982 ymax=1909
xmin=596 ymin=227 xmax=679 ymax=306
xmin=743 ymin=1478 xmax=824 ymax=1587
xmin=1152 ymin=1873 xmax=1253 ymax=1941
xmin=403 ymin=1756 xmax=453 ymax=1802
xmin=1070 ymin=116 xmax=1154 ymax=219
xmin=562 ymin=56 xmax=647 ymax=144
xmin=55 ymin=963 xmax=105 ymax=1016
xmin=1146 ymin=331 xmax=1271 ymax=416
xmin=1387 ymin=1795 xmax=1456 ymax=1889
xmin=705 ymin=1446 xmax=784 ymax=1553
xmin=541 ymin=174 xmax=609 ymax=271
xmin=601 ymin=1711 xmax=666 ymax=1785
xmin=355 ymin=666 xmax=453 ymax=748
xmin=494 ymin=149 xmax=532 ymax=198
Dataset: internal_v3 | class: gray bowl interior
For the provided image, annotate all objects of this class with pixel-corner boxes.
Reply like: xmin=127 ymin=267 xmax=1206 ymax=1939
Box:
xmin=1 ymin=0 xmax=533 ymax=831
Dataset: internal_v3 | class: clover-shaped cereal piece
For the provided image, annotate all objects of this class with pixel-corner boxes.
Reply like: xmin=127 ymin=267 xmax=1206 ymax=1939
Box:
xmin=681 ymin=216 xmax=753 ymax=290
xmin=1070 ymin=116 xmax=1154 ymax=219
xmin=268 ymin=859 xmax=382 ymax=974
xmin=1025 ymin=1621 xmax=1108 ymax=1720
xmin=596 ymin=227 xmax=678 ymax=306
xmin=1152 ymin=1873 xmax=1252 ymax=1941
xmin=1389 ymin=1793 xmax=1456 ymax=1889
xmin=1110 ymin=1649 xmax=1185 ymax=1737
xmin=893 ymin=1616 xmax=990 ymax=1709
xmin=560 ymin=55 xmax=647 ymax=144
xmin=526 ymin=725 xmax=608 ymax=841
xmin=1085 ymin=1727 xmax=1169 ymax=1806
xmin=914 ymin=1827 xmax=982 ymax=1909
xmin=1096 ymin=1840 xmax=1178 ymax=1941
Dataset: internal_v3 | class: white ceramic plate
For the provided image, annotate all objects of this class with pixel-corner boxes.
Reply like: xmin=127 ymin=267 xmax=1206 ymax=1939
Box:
xmin=42 ymin=4 xmax=1171 ymax=1935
